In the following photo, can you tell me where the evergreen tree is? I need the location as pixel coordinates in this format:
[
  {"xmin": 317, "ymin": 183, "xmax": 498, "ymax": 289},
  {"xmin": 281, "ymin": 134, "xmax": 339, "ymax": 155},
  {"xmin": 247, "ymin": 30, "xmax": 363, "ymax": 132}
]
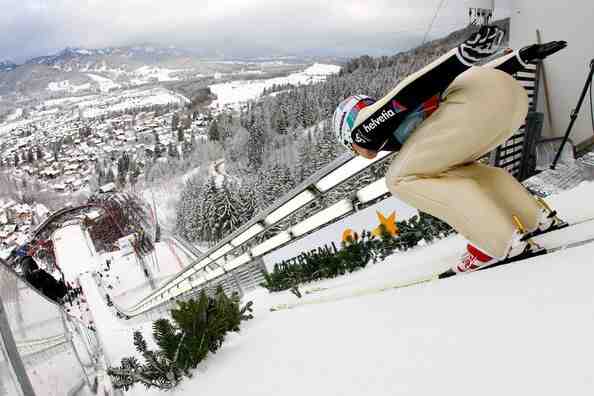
[
  {"xmin": 129, "ymin": 160, "xmax": 141, "ymax": 187},
  {"xmin": 210, "ymin": 178, "xmax": 249, "ymax": 242},
  {"xmin": 297, "ymin": 132, "xmax": 316, "ymax": 182},
  {"xmin": 35, "ymin": 146, "xmax": 43, "ymax": 161},
  {"xmin": 175, "ymin": 174, "xmax": 205, "ymax": 241},
  {"xmin": 171, "ymin": 113, "xmax": 179, "ymax": 132},
  {"xmin": 190, "ymin": 131, "xmax": 197, "ymax": 151},
  {"xmin": 208, "ymin": 118, "xmax": 220, "ymax": 141},
  {"xmin": 106, "ymin": 167, "xmax": 116, "ymax": 184},
  {"xmin": 247, "ymin": 113, "xmax": 265, "ymax": 170},
  {"xmin": 108, "ymin": 288, "xmax": 253, "ymax": 391},
  {"xmin": 168, "ymin": 142, "xmax": 178, "ymax": 158}
]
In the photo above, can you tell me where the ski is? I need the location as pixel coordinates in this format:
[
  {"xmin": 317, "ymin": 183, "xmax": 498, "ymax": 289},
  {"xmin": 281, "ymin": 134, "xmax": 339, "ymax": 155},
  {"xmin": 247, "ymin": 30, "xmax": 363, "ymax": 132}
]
[
  {"xmin": 270, "ymin": 219, "xmax": 594, "ymax": 312},
  {"xmin": 297, "ymin": 215, "xmax": 593, "ymax": 298}
]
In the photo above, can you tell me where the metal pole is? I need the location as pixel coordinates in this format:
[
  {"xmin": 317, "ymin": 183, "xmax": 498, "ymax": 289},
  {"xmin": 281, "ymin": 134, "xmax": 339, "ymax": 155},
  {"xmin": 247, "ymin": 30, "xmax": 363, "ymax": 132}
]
[
  {"xmin": 0, "ymin": 294, "xmax": 36, "ymax": 396},
  {"xmin": 551, "ymin": 59, "xmax": 594, "ymax": 169}
]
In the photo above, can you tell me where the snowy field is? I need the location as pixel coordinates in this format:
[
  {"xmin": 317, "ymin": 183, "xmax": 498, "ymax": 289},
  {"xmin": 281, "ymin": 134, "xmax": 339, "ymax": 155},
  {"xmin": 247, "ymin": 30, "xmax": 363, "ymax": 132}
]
[
  {"xmin": 66, "ymin": 180, "xmax": 594, "ymax": 395},
  {"xmin": 87, "ymin": 73, "xmax": 122, "ymax": 92},
  {"xmin": 132, "ymin": 66, "xmax": 185, "ymax": 84},
  {"xmin": 209, "ymin": 63, "xmax": 340, "ymax": 110},
  {"xmin": 47, "ymin": 80, "xmax": 92, "ymax": 94},
  {"xmin": 5, "ymin": 107, "xmax": 22, "ymax": 121}
]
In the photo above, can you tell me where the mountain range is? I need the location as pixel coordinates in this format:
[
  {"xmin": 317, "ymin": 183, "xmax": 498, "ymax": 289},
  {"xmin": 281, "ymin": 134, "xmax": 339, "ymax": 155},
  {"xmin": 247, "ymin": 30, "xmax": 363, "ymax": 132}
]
[
  {"xmin": 0, "ymin": 61, "xmax": 17, "ymax": 72},
  {"xmin": 0, "ymin": 44, "xmax": 312, "ymax": 97}
]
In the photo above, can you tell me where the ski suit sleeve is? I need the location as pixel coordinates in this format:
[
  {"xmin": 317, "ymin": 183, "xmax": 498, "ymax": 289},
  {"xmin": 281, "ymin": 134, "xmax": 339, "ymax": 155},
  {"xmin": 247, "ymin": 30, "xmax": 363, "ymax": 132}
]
[
  {"xmin": 350, "ymin": 48, "xmax": 472, "ymax": 151},
  {"xmin": 351, "ymin": 49, "xmax": 531, "ymax": 152},
  {"xmin": 485, "ymin": 49, "xmax": 532, "ymax": 75}
]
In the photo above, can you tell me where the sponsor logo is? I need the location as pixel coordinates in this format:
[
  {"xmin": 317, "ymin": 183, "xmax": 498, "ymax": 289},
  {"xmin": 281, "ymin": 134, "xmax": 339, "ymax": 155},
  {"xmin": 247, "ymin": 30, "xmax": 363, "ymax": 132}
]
[{"xmin": 362, "ymin": 109, "xmax": 396, "ymax": 133}]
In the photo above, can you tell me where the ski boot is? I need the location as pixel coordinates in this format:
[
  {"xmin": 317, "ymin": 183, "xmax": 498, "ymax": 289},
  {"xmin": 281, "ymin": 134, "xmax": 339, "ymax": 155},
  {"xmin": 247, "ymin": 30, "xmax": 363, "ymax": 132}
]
[{"xmin": 439, "ymin": 215, "xmax": 546, "ymax": 279}]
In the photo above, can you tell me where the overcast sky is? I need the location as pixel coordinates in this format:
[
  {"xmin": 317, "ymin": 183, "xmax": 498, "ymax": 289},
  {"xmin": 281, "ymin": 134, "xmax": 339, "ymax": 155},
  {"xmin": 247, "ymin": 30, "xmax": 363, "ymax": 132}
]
[{"xmin": 1, "ymin": 0, "xmax": 512, "ymax": 62}]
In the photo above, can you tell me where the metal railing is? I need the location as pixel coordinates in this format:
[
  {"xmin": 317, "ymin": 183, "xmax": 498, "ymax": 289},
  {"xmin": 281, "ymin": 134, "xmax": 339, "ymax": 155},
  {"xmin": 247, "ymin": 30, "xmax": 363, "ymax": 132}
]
[{"xmin": 117, "ymin": 150, "xmax": 400, "ymax": 317}]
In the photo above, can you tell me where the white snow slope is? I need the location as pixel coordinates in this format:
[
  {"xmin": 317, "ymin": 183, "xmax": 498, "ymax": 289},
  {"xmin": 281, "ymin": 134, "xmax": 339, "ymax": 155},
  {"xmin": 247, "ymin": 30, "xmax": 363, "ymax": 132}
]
[
  {"xmin": 52, "ymin": 224, "xmax": 98, "ymax": 282},
  {"xmin": 209, "ymin": 63, "xmax": 340, "ymax": 110},
  {"xmin": 58, "ymin": 181, "xmax": 594, "ymax": 396},
  {"xmin": 169, "ymin": 181, "xmax": 594, "ymax": 396}
]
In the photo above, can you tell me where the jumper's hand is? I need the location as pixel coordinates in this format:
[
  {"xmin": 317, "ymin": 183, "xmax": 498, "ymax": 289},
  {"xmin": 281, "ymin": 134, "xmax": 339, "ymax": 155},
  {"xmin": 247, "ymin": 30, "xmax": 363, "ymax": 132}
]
[
  {"xmin": 352, "ymin": 143, "xmax": 378, "ymax": 159},
  {"xmin": 519, "ymin": 41, "xmax": 568, "ymax": 64},
  {"xmin": 459, "ymin": 25, "xmax": 505, "ymax": 63}
]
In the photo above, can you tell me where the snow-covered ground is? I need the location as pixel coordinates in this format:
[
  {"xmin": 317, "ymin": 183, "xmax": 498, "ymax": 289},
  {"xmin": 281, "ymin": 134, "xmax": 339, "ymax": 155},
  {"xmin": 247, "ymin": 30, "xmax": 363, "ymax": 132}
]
[
  {"xmin": 142, "ymin": 181, "xmax": 187, "ymax": 231},
  {"xmin": 5, "ymin": 107, "xmax": 22, "ymax": 121},
  {"xmin": 87, "ymin": 73, "xmax": 121, "ymax": 92},
  {"xmin": 154, "ymin": 181, "xmax": 594, "ymax": 395},
  {"xmin": 52, "ymin": 224, "xmax": 98, "ymax": 282},
  {"xmin": 79, "ymin": 272, "xmax": 152, "ymax": 381},
  {"xmin": 95, "ymin": 240, "xmax": 188, "ymax": 309},
  {"xmin": 51, "ymin": 179, "xmax": 594, "ymax": 396},
  {"xmin": 47, "ymin": 80, "xmax": 92, "ymax": 93},
  {"xmin": 42, "ymin": 94, "xmax": 100, "ymax": 108},
  {"xmin": 209, "ymin": 63, "xmax": 340, "ymax": 110},
  {"xmin": 132, "ymin": 66, "xmax": 185, "ymax": 84}
]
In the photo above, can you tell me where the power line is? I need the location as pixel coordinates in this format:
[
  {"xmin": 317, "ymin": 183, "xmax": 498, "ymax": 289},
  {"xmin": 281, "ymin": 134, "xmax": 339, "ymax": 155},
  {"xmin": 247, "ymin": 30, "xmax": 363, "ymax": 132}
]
[
  {"xmin": 421, "ymin": 0, "xmax": 448, "ymax": 47},
  {"xmin": 404, "ymin": 0, "xmax": 447, "ymax": 76}
]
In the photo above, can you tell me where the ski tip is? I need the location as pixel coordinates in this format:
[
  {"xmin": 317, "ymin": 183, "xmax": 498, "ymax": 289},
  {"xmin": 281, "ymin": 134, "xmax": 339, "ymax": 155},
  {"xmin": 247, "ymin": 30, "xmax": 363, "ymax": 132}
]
[{"xmin": 438, "ymin": 269, "xmax": 456, "ymax": 279}]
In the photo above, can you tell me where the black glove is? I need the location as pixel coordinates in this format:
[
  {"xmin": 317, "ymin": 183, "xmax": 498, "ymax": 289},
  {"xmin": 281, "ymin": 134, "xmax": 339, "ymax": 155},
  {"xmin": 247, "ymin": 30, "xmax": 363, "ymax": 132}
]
[
  {"xmin": 519, "ymin": 41, "xmax": 567, "ymax": 64},
  {"xmin": 459, "ymin": 25, "xmax": 506, "ymax": 64}
]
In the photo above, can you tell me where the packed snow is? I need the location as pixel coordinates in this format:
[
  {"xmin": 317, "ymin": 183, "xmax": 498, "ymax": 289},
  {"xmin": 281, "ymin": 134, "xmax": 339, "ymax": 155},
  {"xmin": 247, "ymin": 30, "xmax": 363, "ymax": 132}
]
[
  {"xmin": 57, "ymin": 179, "xmax": 594, "ymax": 395},
  {"xmin": 47, "ymin": 80, "xmax": 92, "ymax": 93},
  {"xmin": 52, "ymin": 224, "xmax": 98, "ymax": 282},
  {"xmin": 209, "ymin": 63, "xmax": 340, "ymax": 110},
  {"xmin": 5, "ymin": 108, "xmax": 23, "ymax": 121},
  {"xmin": 145, "ymin": 181, "xmax": 594, "ymax": 396},
  {"xmin": 131, "ymin": 66, "xmax": 184, "ymax": 84},
  {"xmin": 87, "ymin": 73, "xmax": 121, "ymax": 92},
  {"xmin": 42, "ymin": 169, "xmax": 594, "ymax": 396}
]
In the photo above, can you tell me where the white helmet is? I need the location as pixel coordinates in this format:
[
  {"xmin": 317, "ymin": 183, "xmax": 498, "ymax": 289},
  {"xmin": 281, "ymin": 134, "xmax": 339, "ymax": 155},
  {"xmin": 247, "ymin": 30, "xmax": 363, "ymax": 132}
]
[{"xmin": 332, "ymin": 95, "xmax": 376, "ymax": 152}]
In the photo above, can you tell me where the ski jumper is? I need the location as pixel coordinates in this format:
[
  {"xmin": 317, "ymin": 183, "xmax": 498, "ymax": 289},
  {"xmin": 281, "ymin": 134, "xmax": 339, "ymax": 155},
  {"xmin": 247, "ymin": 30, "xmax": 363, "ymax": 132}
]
[{"xmin": 352, "ymin": 49, "xmax": 539, "ymax": 258}]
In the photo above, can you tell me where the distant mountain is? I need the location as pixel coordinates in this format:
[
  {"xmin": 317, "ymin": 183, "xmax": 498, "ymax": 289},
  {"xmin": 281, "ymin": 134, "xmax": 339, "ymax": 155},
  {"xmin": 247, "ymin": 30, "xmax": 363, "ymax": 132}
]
[
  {"xmin": 24, "ymin": 45, "xmax": 198, "ymax": 71},
  {"xmin": 0, "ymin": 61, "xmax": 17, "ymax": 72},
  {"xmin": 0, "ymin": 45, "xmax": 208, "ymax": 96},
  {"xmin": 0, "ymin": 43, "xmax": 313, "ymax": 97}
]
